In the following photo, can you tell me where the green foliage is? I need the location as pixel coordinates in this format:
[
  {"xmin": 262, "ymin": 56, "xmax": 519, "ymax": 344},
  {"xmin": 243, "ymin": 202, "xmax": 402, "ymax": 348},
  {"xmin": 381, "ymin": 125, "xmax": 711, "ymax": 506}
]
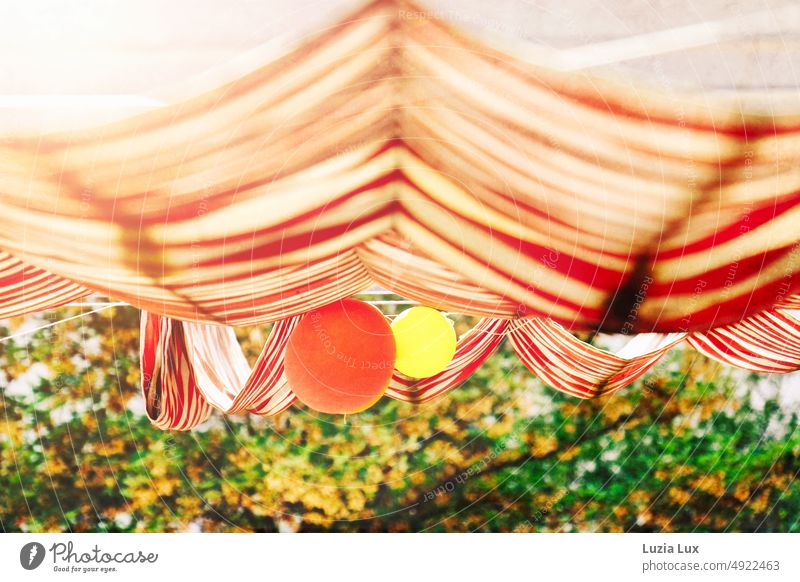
[{"xmin": 1, "ymin": 307, "xmax": 799, "ymax": 532}]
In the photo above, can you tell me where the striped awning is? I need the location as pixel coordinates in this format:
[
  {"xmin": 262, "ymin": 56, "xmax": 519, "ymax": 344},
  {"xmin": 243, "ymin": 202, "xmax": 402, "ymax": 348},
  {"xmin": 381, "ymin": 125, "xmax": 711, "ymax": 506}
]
[
  {"xmin": 2, "ymin": 0, "xmax": 800, "ymax": 427},
  {"xmin": 141, "ymin": 307, "xmax": 800, "ymax": 430}
]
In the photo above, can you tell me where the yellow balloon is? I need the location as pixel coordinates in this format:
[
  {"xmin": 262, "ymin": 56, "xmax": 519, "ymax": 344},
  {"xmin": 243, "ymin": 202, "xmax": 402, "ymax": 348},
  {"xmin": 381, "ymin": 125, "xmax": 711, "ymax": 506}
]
[{"xmin": 391, "ymin": 306, "xmax": 456, "ymax": 378}]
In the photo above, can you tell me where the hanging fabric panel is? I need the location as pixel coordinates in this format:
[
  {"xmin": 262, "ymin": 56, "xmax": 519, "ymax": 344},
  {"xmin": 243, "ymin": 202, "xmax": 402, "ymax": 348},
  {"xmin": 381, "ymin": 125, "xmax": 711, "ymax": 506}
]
[
  {"xmin": 508, "ymin": 318, "xmax": 685, "ymax": 398},
  {"xmin": 686, "ymin": 309, "xmax": 800, "ymax": 373}
]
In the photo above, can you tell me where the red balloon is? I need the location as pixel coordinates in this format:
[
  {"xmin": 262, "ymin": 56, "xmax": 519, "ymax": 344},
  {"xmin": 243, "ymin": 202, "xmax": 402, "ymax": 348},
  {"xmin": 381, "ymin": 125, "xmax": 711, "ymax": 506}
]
[{"xmin": 284, "ymin": 299, "xmax": 396, "ymax": 414}]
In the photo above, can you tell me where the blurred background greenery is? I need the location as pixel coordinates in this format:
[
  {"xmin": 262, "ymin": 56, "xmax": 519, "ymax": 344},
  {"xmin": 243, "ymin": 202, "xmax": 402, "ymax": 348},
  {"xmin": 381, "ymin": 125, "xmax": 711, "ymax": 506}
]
[{"xmin": 1, "ymin": 306, "xmax": 799, "ymax": 532}]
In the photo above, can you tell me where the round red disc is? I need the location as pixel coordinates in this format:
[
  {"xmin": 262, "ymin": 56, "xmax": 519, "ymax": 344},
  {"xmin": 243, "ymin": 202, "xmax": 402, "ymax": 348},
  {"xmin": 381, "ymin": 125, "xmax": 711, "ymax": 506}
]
[{"xmin": 284, "ymin": 298, "xmax": 396, "ymax": 414}]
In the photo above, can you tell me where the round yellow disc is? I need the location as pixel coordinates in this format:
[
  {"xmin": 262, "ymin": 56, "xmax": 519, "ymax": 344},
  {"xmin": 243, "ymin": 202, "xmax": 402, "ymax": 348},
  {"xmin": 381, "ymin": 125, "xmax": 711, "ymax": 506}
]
[{"xmin": 391, "ymin": 306, "xmax": 456, "ymax": 378}]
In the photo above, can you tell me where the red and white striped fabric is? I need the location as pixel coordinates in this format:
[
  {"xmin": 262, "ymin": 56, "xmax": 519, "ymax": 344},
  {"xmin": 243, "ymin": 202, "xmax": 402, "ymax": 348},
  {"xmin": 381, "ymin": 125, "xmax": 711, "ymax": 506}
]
[
  {"xmin": 777, "ymin": 295, "xmax": 800, "ymax": 310},
  {"xmin": 358, "ymin": 232, "xmax": 520, "ymax": 317},
  {"xmin": 138, "ymin": 305, "xmax": 800, "ymax": 429},
  {"xmin": 0, "ymin": 0, "xmax": 797, "ymax": 333},
  {"xmin": 507, "ymin": 318, "xmax": 685, "ymax": 398},
  {"xmin": 140, "ymin": 313, "xmax": 213, "ymax": 431},
  {"xmin": 180, "ymin": 316, "xmax": 301, "ymax": 416},
  {"xmin": 686, "ymin": 309, "xmax": 800, "ymax": 373},
  {"xmin": 386, "ymin": 318, "xmax": 509, "ymax": 403},
  {"xmin": 140, "ymin": 311, "xmax": 507, "ymax": 429},
  {"xmin": 0, "ymin": 252, "xmax": 90, "ymax": 318},
  {"xmin": 140, "ymin": 312, "xmax": 301, "ymax": 430}
]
